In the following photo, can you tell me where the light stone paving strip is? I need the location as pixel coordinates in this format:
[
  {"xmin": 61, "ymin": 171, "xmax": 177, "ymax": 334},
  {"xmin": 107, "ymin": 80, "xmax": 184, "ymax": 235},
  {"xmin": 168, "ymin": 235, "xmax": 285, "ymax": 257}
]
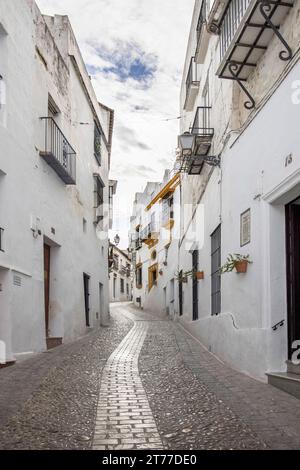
[{"xmin": 93, "ymin": 322, "xmax": 163, "ymax": 450}]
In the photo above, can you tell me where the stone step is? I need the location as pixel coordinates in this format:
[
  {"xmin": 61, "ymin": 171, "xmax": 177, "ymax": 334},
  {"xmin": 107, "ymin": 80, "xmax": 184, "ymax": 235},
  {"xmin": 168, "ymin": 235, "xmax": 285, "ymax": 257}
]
[
  {"xmin": 266, "ymin": 372, "xmax": 300, "ymax": 400},
  {"xmin": 286, "ymin": 360, "xmax": 300, "ymax": 375}
]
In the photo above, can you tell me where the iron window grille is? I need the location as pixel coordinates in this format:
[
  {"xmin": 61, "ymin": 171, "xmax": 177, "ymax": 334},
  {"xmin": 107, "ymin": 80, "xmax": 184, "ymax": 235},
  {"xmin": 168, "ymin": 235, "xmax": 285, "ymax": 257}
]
[
  {"xmin": 196, "ymin": 0, "xmax": 207, "ymax": 46},
  {"xmin": 211, "ymin": 225, "xmax": 221, "ymax": 316},
  {"xmin": 94, "ymin": 122, "xmax": 102, "ymax": 165},
  {"xmin": 136, "ymin": 266, "xmax": 143, "ymax": 286},
  {"xmin": 0, "ymin": 227, "xmax": 4, "ymax": 252}
]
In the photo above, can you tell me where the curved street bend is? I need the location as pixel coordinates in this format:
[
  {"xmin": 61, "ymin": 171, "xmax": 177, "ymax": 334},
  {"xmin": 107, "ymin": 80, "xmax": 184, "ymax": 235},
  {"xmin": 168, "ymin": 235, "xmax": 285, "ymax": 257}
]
[{"xmin": 1, "ymin": 302, "xmax": 300, "ymax": 450}]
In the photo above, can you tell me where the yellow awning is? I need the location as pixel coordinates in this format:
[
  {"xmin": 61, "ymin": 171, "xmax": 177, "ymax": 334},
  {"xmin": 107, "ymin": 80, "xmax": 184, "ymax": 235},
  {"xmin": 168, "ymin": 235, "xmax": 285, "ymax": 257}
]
[{"xmin": 146, "ymin": 173, "xmax": 180, "ymax": 211}]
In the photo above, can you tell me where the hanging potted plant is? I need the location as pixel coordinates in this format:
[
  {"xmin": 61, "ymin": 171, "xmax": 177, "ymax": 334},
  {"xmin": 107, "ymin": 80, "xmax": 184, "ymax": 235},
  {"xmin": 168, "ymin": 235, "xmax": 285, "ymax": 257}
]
[
  {"xmin": 194, "ymin": 270, "xmax": 204, "ymax": 280},
  {"xmin": 220, "ymin": 254, "xmax": 252, "ymax": 274}
]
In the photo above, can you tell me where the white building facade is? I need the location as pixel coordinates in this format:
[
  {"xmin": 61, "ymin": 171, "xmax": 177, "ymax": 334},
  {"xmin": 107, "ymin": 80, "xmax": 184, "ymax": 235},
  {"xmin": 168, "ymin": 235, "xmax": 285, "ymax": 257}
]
[
  {"xmin": 129, "ymin": 171, "xmax": 181, "ymax": 318},
  {"xmin": 176, "ymin": 0, "xmax": 300, "ymax": 387},
  {"xmin": 0, "ymin": 0, "xmax": 114, "ymax": 364},
  {"xmin": 109, "ymin": 244, "xmax": 132, "ymax": 303}
]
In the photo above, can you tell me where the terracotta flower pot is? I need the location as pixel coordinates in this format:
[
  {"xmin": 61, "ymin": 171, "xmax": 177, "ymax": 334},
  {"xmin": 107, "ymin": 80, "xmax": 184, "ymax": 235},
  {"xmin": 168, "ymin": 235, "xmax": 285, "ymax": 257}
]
[
  {"xmin": 195, "ymin": 271, "xmax": 204, "ymax": 280},
  {"xmin": 235, "ymin": 260, "xmax": 248, "ymax": 273}
]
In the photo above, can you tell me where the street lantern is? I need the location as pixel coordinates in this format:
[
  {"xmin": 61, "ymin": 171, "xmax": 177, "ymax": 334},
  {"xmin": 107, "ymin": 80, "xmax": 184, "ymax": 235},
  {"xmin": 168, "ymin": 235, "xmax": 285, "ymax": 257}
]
[
  {"xmin": 178, "ymin": 132, "xmax": 195, "ymax": 156},
  {"xmin": 114, "ymin": 234, "xmax": 120, "ymax": 246}
]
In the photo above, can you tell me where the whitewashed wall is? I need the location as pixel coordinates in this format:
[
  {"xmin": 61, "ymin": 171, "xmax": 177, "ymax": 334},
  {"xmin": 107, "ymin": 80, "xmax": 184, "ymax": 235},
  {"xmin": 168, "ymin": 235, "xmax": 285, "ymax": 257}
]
[
  {"xmin": 0, "ymin": 0, "xmax": 111, "ymax": 362},
  {"xmin": 177, "ymin": 0, "xmax": 300, "ymax": 380}
]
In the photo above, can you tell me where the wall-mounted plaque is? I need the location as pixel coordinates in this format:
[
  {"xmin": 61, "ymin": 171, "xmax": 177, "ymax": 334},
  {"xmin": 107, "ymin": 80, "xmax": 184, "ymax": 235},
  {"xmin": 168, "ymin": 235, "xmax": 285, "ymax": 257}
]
[{"xmin": 240, "ymin": 209, "xmax": 251, "ymax": 247}]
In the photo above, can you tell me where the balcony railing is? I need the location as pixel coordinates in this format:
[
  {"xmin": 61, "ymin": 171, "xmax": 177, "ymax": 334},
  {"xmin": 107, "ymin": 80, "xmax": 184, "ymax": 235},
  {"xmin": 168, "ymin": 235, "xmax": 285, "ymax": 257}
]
[
  {"xmin": 184, "ymin": 57, "xmax": 200, "ymax": 111},
  {"xmin": 195, "ymin": 1, "xmax": 210, "ymax": 64},
  {"xmin": 191, "ymin": 106, "xmax": 214, "ymax": 137},
  {"xmin": 0, "ymin": 227, "xmax": 4, "ymax": 252},
  {"xmin": 135, "ymin": 238, "xmax": 142, "ymax": 250},
  {"xmin": 40, "ymin": 117, "xmax": 76, "ymax": 185},
  {"xmin": 196, "ymin": 1, "xmax": 206, "ymax": 45},
  {"xmin": 219, "ymin": 0, "xmax": 251, "ymax": 62},
  {"xmin": 140, "ymin": 222, "xmax": 158, "ymax": 244},
  {"xmin": 217, "ymin": 0, "xmax": 294, "ymax": 109}
]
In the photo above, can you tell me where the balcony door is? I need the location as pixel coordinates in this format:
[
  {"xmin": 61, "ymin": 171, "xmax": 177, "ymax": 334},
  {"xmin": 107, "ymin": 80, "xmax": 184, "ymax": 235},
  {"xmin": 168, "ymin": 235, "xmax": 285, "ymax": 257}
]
[
  {"xmin": 211, "ymin": 225, "xmax": 221, "ymax": 316},
  {"xmin": 192, "ymin": 250, "xmax": 199, "ymax": 321},
  {"xmin": 83, "ymin": 273, "xmax": 90, "ymax": 327},
  {"xmin": 286, "ymin": 199, "xmax": 300, "ymax": 359},
  {"xmin": 43, "ymin": 244, "xmax": 51, "ymax": 336},
  {"xmin": 179, "ymin": 270, "xmax": 183, "ymax": 316}
]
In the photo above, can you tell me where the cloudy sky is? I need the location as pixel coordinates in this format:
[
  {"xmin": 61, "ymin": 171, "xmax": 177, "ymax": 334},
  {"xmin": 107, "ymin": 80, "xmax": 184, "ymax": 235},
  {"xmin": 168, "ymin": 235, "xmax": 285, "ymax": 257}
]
[{"xmin": 36, "ymin": 0, "xmax": 194, "ymax": 248}]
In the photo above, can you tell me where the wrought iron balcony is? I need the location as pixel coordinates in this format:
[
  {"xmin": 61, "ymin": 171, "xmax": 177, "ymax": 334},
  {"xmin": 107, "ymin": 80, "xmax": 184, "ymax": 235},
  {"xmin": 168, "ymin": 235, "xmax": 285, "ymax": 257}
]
[
  {"xmin": 140, "ymin": 222, "xmax": 159, "ymax": 245},
  {"xmin": 161, "ymin": 200, "xmax": 174, "ymax": 229},
  {"xmin": 40, "ymin": 117, "xmax": 76, "ymax": 185},
  {"xmin": 191, "ymin": 106, "xmax": 214, "ymax": 154},
  {"xmin": 184, "ymin": 57, "xmax": 201, "ymax": 111},
  {"xmin": 195, "ymin": 1, "xmax": 210, "ymax": 64},
  {"xmin": 135, "ymin": 238, "xmax": 142, "ymax": 250},
  {"xmin": 216, "ymin": 0, "xmax": 294, "ymax": 109},
  {"xmin": 179, "ymin": 107, "xmax": 219, "ymax": 175},
  {"xmin": 0, "ymin": 227, "xmax": 4, "ymax": 252}
]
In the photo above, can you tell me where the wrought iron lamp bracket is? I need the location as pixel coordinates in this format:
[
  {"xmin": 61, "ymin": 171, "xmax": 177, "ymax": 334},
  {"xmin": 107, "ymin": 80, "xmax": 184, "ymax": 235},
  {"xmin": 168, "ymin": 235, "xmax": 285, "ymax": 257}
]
[
  {"xmin": 259, "ymin": 1, "xmax": 293, "ymax": 61},
  {"xmin": 203, "ymin": 155, "xmax": 221, "ymax": 167}
]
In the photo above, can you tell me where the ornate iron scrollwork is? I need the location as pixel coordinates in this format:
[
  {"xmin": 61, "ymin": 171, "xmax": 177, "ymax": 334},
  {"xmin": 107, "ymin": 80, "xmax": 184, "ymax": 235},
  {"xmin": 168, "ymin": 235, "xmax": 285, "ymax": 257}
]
[
  {"xmin": 228, "ymin": 62, "xmax": 256, "ymax": 110},
  {"xmin": 259, "ymin": 1, "xmax": 293, "ymax": 61},
  {"xmin": 203, "ymin": 155, "xmax": 221, "ymax": 167}
]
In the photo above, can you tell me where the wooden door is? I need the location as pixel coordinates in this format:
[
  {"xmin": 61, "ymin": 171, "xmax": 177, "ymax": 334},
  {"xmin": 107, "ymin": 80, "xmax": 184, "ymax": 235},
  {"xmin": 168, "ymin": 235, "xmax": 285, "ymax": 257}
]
[
  {"xmin": 211, "ymin": 225, "xmax": 221, "ymax": 316},
  {"xmin": 192, "ymin": 250, "xmax": 199, "ymax": 321},
  {"xmin": 179, "ymin": 270, "xmax": 183, "ymax": 316},
  {"xmin": 286, "ymin": 202, "xmax": 300, "ymax": 359},
  {"xmin": 83, "ymin": 274, "xmax": 90, "ymax": 327},
  {"xmin": 43, "ymin": 244, "xmax": 51, "ymax": 336}
]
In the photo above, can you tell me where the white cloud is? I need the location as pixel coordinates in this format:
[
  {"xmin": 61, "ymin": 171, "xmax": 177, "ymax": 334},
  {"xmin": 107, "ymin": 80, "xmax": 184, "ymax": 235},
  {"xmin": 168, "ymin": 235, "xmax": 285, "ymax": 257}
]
[{"xmin": 36, "ymin": 0, "xmax": 194, "ymax": 248}]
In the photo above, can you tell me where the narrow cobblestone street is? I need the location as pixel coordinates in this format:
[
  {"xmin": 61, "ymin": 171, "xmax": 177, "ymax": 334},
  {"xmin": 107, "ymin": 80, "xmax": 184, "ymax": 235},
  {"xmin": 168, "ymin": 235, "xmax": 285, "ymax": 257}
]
[{"xmin": 1, "ymin": 302, "xmax": 300, "ymax": 450}]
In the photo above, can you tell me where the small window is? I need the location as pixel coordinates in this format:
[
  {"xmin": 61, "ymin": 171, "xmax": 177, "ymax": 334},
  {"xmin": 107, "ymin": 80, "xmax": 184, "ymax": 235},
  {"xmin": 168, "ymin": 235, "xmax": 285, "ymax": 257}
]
[
  {"xmin": 136, "ymin": 265, "xmax": 142, "ymax": 288},
  {"xmin": 0, "ymin": 227, "xmax": 4, "ymax": 252},
  {"xmin": 94, "ymin": 121, "xmax": 102, "ymax": 165},
  {"xmin": 48, "ymin": 94, "xmax": 60, "ymax": 117},
  {"xmin": 148, "ymin": 263, "xmax": 158, "ymax": 291},
  {"xmin": 94, "ymin": 174, "xmax": 105, "ymax": 224},
  {"xmin": 113, "ymin": 255, "xmax": 119, "ymax": 270}
]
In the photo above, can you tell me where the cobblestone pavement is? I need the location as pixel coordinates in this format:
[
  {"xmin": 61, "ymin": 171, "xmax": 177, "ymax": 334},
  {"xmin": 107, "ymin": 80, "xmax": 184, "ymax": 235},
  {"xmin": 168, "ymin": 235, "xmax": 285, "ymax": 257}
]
[
  {"xmin": 1, "ymin": 302, "xmax": 300, "ymax": 450},
  {"xmin": 93, "ymin": 322, "xmax": 163, "ymax": 450},
  {"xmin": 0, "ymin": 311, "xmax": 132, "ymax": 449}
]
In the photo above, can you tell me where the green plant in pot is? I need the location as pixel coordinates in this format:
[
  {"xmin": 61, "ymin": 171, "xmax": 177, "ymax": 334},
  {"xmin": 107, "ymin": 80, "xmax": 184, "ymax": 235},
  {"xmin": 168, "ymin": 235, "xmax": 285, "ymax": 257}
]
[{"xmin": 220, "ymin": 254, "xmax": 252, "ymax": 274}]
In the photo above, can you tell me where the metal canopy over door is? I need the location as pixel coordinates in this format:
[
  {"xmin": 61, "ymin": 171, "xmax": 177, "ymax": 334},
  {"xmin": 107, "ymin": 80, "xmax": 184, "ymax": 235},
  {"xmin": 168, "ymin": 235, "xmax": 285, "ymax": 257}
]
[
  {"xmin": 43, "ymin": 244, "xmax": 51, "ymax": 336},
  {"xmin": 211, "ymin": 225, "xmax": 221, "ymax": 316},
  {"xmin": 83, "ymin": 273, "xmax": 90, "ymax": 327},
  {"xmin": 192, "ymin": 250, "xmax": 199, "ymax": 321},
  {"xmin": 286, "ymin": 200, "xmax": 300, "ymax": 359}
]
